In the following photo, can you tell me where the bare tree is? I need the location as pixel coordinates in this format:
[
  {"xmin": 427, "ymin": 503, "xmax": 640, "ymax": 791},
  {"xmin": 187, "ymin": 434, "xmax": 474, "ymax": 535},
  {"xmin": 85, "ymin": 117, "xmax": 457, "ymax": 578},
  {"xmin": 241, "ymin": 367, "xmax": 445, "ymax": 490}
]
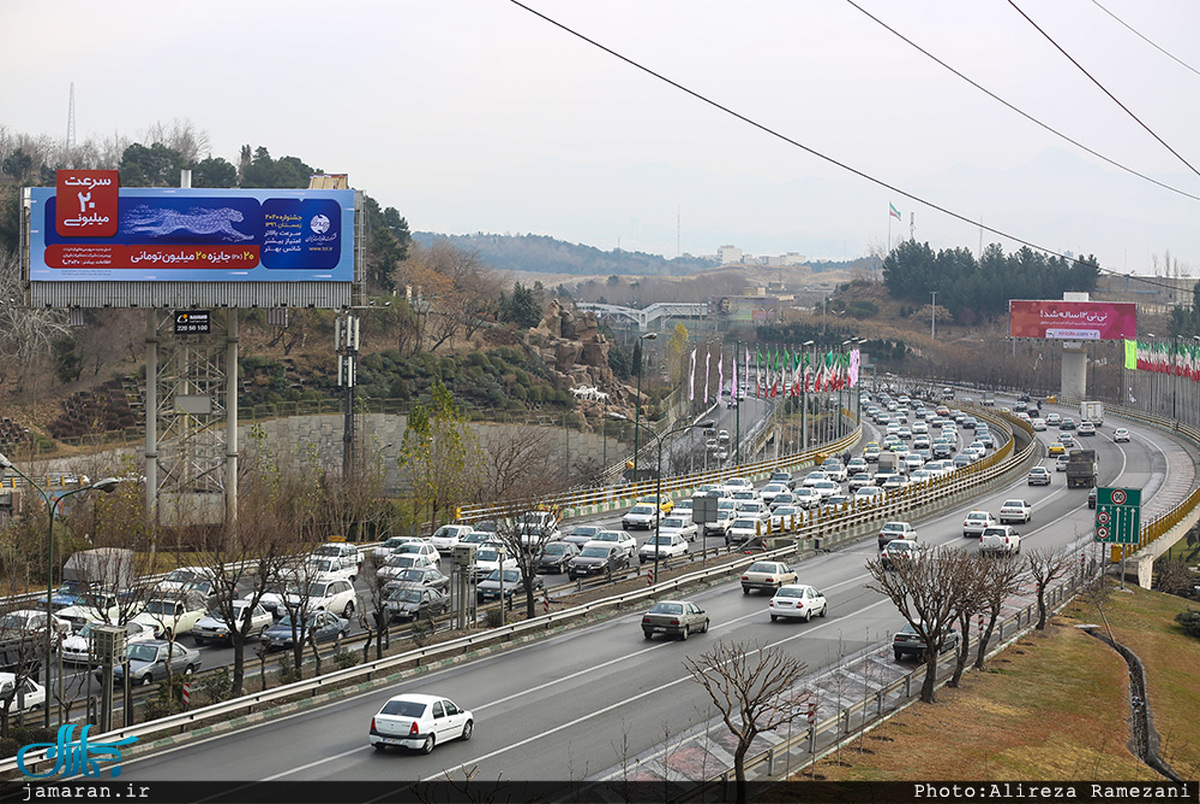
[
  {"xmin": 0, "ymin": 253, "xmax": 71, "ymax": 395},
  {"xmin": 1026, "ymin": 547, "xmax": 1071, "ymax": 630},
  {"xmin": 948, "ymin": 554, "xmax": 990, "ymax": 687},
  {"xmin": 975, "ymin": 555, "xmax": 1027, "ymax": 669},
  {"xmin": 865, "ymin": 546, "xmax": 964, "ymax": 703},
  {"xmin": 477, "ymin": 425, "xmax": 573, "ymax": 618},
  {"xmin": 357, "ymin": 552, "xmax": 393, "ymax": 662},
  {"xmin": 684, "ymin": 639, "xmax": 811, "ymax": 804}
]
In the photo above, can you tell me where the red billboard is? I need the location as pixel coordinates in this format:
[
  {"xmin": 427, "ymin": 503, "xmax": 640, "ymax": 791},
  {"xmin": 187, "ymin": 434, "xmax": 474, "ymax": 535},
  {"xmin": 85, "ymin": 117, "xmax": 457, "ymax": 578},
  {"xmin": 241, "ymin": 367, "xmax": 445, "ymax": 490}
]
[{"xmin": 1009, "ymin": 300, "xmax": 1137, "ymax": 340}]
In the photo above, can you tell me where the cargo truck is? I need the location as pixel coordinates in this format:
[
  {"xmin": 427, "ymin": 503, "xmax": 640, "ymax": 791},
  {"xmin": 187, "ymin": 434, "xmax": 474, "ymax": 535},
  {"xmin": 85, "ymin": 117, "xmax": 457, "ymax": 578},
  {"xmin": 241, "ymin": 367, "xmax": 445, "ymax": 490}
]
[
  {"xmin": 1065, "ymin": 448, "xmax": 1098, "ymax": 488},
  {"xmin": 1081, "ymin": 400, "xmax": 1104, "ymax": 427}
]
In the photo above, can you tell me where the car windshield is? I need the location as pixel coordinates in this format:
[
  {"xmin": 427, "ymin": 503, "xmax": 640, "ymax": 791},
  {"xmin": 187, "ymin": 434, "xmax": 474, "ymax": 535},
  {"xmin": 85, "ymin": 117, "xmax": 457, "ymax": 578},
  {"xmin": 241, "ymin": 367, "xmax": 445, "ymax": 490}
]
[
  {"xmin": 380, "ymin": 699, "xmax": 427, "ymax": 717},
  {"xmin": 143, "ymin": 600, "xmax": 177, "ymax": 616},
  {"xmin": 164, "ymin": 569, "xmax": 197, "ymax": 584},
  {"xmin": 661, "ymin": 519, "xmax": 684, "ymax": 529},
  {"xmin": 389, "ymin": 589, "xmax": 422, "ymax": 604},
  {"xmin": 649, "ymin": 602, "xmax": 683, "ymax": 615},
  {"xmin": 127, "ymin": 644, "xmax": 160, "ymax": 662},
  {"xmin": 732, "ymin": 519, "xmax": 756, "ymax": 529},
  {"xmin": 774, "ymin": 587, "xmax": 805, "ymax": 598},
  {"xmin": 649, "ymin": 536, "xmax": 675, "ymax": 546},
  {"xmin": 569, "ymin": 526, "xmax": 600, "ymax": 538},
  {"xmin": 579, "ymin": 547, "xmax": 610, "ymax": 558},
  {"xmin": 748, "ymin": 563, "xmax": 778, "ymax": 573},
  {"xmin": 306, "ymin": 583, "xmax": 330, "ymax": 598},
  {"xmin": 630, "ymin": 506, "xmax": 655, "ymax": 515},
  {"xmin": 543, "ymin": 543, "xmax": 568, "ymax": 555},
  {"xmin": 486, "ymin": 569, "xmax": 521, "ymax": 583},
  {"xmin": 395, "ymin": 544, "xmax": 423, "ymax": 554},
  {"xmin": 1002, "ymin": 500, "xmax": 1023, "ymax": 508},
  {"xmin": 309, "ymin": 559, "xmax": 334, "ymax": 572},
  {"xmin": 398, "ymin": 569, "xmax": 427, "ymax": 583},
  {"xmin": 594, "ymin": 533, "xmax": 619, "ymax": 543},
  {"xmin": 476, "ymin": 548, "xmax": 501, "ymax": 562}
]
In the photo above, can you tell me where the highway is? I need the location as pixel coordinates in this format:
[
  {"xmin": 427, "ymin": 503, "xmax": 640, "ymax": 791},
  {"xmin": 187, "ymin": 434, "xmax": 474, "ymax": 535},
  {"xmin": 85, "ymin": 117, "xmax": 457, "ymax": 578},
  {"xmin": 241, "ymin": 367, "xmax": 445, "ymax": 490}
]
[{"xmin": 113, "ymin": 401, "xmax": 1194, "ymax": 789}]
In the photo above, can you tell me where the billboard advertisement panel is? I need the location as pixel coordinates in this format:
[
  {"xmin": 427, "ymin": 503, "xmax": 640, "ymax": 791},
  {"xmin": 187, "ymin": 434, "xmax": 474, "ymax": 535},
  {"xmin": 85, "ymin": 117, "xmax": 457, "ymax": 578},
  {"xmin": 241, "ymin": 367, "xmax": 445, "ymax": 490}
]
[
  {"xmin": 1009, "ymin": 300, "xmax": 1137, "ymax": 340},
  {"xmin": 707, "ymin": 295, "xmax": 779, "ymax": 323},
  {"xmin": 27, "ymin": 173, "xmax": 354, "ymax": 283}
]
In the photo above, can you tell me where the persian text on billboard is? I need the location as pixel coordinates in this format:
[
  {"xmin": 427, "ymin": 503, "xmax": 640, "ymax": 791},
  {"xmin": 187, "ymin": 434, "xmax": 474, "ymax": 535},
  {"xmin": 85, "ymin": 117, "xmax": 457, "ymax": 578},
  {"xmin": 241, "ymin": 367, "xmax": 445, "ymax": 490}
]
[
  {"xmin": 28, "ymin": 180, "xmax": 354, "ymax": 283},
  {"xmin": 1009, "ymin": 300, "xmax": 1136, "ymax": 341}
]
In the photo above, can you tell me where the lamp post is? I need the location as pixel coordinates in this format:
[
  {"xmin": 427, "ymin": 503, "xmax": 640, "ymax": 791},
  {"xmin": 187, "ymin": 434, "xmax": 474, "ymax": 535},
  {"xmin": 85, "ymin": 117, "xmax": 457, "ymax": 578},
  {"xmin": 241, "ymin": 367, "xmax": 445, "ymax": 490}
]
[
  {"xmin": 0, "ymin": 452, "xmax": 121, "ymax": 728},
  {"xmin": 610, "ymin": 413, "xmax": 714, "ymax": 585},
  {"xmin": 632, "ymin": 332, "xmax": 658, "ymax": 484}
]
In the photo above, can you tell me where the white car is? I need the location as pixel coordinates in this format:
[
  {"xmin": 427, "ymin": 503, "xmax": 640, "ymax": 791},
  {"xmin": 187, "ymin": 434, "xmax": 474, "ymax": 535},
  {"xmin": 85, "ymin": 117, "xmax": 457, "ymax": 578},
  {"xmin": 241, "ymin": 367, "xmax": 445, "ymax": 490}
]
[
  {"xmin": 281, "ymin": 578, "xmax": 358, "ymax": 618},
  {"xmin": 622, "ymin": 504, "xmax": 660, "ymax": 530},
  {"xmin": 962, "ymin": 510, "xmax": 997, "ymax": 538},
  {"xmin": 725, "ymin": 517, "xmax": 762, "ymax": 544},
  {"xmin": 369, "ymin": 693, "xmax": 473, "ymax": 753},
  {"xmin": 1113, "ymin": 428, "xmax": 1131, "ymax": 443},
  {"xmin": 638, "ymin": 533, "xmax": 689, "ymax": 564},
  {"xmin": 819, "ymin": 461, "xmax": 848, "ymax": 483},
  {"xmin": 191, "ymin": 601, "xmax": 274, "ymax": 645},
  {"xmin": 734, "ymin": 500, "xmax": 771, "ymax": 520},
  {"xmin": 998, "ymin": 499, "xmax": 1033, "ymax": 524},
  {"xmin": 808, "ymin": 480, "xmax": 840, "ymax": 500},
  {"xmin": 791, "ymin": 487, "xmax": 821, "ymax": 509},
  {"xmin": 429, "ymin": 523, "xmax": 474, "ymax": 554},
  {"xmin": 854, "ymin": 486, "xmax": 886, "ymax": 502},
  {"xmin": 293, "ymin": 555, "xmax": 358, "ymax": 584},
  {"xmin": 801, "ymin": 471, "xmax": 831, "ymax": 488},
  {"xmin": 311, "ymin": 542, "xmax": 363, "ymax": 570},
  {"xmin": 373, "ymin": 536, "xmax": 417, "ymax": 559},
  {"xmin": 758, "ymin": 483, "xmax": 791, "ymax": 504},
  {"xmin": 466, "ymin": 544, "xmax": 517, "ymax": 580},
  {"xmin": 389, "ymin": 541, "xmax": 441, "ymax": 569},
  {"xmin": 55, "ymin": 593, "xmax": 127, "ymax": 632},
  {"xmin": 658, "ymin": 516, "xmax": 699, "ymax": 542},
  {"xmin": 767, "ymin": 584, "xmax": 827, "ymax": 622},
  {"xmin": 769, "ymin": 506, "xmax": 802, "ymax": 530},
  {"xmin": 584, "ymin": 530, "xmax": 638, "ymax": 560},
  {"xmin": 878, "ymin": 521, "xmax": 917, "ymax": 550},
  {"xmin": 60, "ymin": 621, "xmax": 157, "ymax": 664},
  {"xmin": 154, "ymin": 566, "xmax": 213, "ymax": 598},
  {"xmin": 131, "ymin": 596, "xmax": 208, "ymax": 640},
  {"xmin": 721, "ymin": 477, "xmax": 754, "ymax": 495},
  {"xmin": 378, "ymin": 552, "xmax": 438, "ymax": 582},
  {"xmin": 1055, "ymin": 454, "xmax": 1070, "ymax": 472},
  {"xmin": 0, "ymin": 673, "xmax": 46, "ymax": 714}
]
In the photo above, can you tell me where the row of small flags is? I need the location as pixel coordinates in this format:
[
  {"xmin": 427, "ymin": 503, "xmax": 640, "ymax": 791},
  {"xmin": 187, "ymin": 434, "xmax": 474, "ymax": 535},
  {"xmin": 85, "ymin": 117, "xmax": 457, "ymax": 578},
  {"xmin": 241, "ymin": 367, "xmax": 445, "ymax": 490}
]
[
  {"xmin": 1125, "ymin": 339, "xmax": 1200, "ymax": 380},
  {"xmin": 688, "ymin": 346, "xmax": 862, "ymax": 403}
]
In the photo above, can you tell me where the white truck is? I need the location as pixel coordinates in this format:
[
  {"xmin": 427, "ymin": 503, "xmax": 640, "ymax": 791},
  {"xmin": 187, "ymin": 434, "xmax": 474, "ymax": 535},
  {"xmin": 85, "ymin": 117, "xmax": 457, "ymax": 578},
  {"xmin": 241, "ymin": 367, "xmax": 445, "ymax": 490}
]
[{"xmin": 1081, "ymin": 400, "xmax": 1104, "ymax": 427}]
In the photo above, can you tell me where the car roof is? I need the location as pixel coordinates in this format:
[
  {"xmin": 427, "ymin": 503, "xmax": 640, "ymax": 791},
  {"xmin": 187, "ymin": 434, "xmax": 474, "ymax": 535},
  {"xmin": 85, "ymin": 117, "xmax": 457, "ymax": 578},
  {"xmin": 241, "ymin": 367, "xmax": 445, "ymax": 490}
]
[{"xmin": 385, "ymin": 692, "xmax": 447, "ymax": 705}]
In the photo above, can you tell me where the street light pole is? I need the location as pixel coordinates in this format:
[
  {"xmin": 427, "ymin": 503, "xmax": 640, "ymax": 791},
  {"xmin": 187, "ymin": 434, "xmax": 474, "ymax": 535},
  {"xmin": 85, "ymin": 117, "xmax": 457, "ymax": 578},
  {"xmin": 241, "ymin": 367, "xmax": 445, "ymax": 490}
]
[
  {"xmin": 0, "ymin": 453, "xmax": 122, "ymax": 729},
  {"xmin": 632, "ymin": 332, "xmax": 658, "ymax": 484},
  {"xmin": 610, "ymin": 414, "xmax": 714, "ymax": 584}
]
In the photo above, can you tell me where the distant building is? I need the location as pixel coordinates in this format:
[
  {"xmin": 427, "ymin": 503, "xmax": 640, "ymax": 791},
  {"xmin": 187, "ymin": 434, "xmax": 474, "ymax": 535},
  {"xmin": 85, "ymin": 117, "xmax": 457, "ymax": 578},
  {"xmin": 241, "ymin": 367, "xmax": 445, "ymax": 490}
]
[{"xmin": 718, "ymin": 245, "xmax": 743, "ymax": 265}]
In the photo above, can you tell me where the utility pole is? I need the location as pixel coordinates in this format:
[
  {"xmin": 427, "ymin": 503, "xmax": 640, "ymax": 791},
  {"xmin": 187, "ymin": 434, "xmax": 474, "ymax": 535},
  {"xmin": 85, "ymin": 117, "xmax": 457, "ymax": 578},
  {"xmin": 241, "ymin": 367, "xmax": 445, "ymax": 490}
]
[{"xmin": 930, "ymin": 291, "xmax": 937, "ymax": 340}]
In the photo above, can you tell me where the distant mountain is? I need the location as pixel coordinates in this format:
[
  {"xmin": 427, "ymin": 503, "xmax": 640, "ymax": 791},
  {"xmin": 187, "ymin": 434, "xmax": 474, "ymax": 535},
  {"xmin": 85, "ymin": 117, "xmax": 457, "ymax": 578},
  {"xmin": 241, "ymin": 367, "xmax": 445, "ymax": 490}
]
[{"xmin": 411, "ymin": 231, "xmax": 720, "ymax": 276}]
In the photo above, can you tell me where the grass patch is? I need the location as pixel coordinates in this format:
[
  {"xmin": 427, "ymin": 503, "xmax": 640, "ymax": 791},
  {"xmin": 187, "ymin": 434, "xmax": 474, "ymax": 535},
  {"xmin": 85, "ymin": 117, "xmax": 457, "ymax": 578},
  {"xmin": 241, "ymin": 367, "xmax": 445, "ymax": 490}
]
[
  {"xmin": 1061, "ymin": 585, "xmax": 1200, "ymax": 779},
  {"xmin": 794, "ymin": 583, "xmax": 1200, "ymax": 783}
]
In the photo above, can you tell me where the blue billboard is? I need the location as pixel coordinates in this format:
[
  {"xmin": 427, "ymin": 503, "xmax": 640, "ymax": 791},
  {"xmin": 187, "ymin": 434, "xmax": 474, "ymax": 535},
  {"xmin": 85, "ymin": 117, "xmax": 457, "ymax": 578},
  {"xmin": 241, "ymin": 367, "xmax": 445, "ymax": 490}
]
[{"xmin": 27, "ymin": 186, "xmax": 355, "ymax": 283}]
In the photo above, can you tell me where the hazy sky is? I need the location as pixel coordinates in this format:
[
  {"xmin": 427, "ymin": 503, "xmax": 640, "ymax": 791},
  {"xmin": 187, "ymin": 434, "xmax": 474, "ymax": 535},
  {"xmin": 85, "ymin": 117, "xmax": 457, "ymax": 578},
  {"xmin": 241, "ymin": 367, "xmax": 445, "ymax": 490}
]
[{"xmin": 5, "ymin": 1, "xmax": 1200, "ymax": 273}]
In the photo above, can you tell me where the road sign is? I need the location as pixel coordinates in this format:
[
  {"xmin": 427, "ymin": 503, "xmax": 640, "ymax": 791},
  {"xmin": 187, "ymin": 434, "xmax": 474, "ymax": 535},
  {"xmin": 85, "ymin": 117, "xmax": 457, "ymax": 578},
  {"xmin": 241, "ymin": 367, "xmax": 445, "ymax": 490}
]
[{"xmin": 1094, "ymin": 486, "xmax": 1141, "ymax": 544}]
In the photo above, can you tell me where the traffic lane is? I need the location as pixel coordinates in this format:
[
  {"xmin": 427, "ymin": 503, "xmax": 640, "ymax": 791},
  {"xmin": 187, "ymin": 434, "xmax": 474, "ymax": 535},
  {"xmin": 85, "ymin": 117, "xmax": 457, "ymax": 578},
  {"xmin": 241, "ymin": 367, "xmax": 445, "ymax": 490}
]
[{"xmin": 118, "ymin": 560, "xmax": 897, "ymax": 783}]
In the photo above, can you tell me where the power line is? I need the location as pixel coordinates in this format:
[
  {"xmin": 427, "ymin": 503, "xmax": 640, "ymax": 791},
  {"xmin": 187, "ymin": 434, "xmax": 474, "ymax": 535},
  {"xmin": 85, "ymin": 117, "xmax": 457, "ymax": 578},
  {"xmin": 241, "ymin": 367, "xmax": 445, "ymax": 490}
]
[
  {"xmin": 844, "ymin": 0, "xmax": 1200, "ymax": 204},
  {"xmin": 506, "ymin": 1, "xmax": 1193, "ymax": 289},
  {"xmin": 1007, "ymin": 0, "xmax": 1200, "ymax": 179},
  {"xmin": 1088, "ymin": 0, "xmax": 1200, "ymax": 79},
  {"xmin": 507, "ymin": 2, "xmax": 1106, "ymax": 268}
]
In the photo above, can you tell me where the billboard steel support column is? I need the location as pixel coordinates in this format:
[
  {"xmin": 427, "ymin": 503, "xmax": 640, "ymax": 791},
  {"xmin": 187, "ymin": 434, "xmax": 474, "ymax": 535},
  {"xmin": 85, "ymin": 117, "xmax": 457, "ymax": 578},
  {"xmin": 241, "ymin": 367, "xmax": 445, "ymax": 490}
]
[
  {"xmin": 145, "ymin": 310, "xmax": 158, "ymax": 523},
  {"xmin": 225, "ymin": 310, "xmax": 238, "ymax": 529}
]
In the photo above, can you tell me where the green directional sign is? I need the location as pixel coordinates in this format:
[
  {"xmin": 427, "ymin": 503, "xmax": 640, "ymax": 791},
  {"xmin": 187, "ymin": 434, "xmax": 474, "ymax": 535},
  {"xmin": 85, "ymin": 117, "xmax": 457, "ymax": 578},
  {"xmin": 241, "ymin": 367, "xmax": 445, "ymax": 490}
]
[{"xmin": 1094, "ymin": 487, "xmax": 1142, "ymax": 544}]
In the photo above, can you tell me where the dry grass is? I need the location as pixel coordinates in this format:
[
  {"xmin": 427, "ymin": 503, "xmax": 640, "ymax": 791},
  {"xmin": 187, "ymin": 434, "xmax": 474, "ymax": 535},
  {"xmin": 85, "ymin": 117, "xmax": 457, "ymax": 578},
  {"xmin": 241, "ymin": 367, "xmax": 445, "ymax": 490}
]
[{"xmin": 791, "ymin": 583, "xmax": 1200, "ymax": 783}]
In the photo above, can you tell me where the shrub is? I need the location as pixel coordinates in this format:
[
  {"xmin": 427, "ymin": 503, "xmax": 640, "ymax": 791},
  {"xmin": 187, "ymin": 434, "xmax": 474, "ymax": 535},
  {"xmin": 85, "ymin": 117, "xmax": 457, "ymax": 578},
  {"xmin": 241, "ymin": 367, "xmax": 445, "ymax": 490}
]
[
  {"xmin": 1175, "ymin": 609, "xmax": 1200, "ymax": 639},
  {"xmin": 277, "ymin": 659, "xmax": 302, "ymax": 685},
  {"xmin": 333, "ymin": 651, "xmax": 359, "ymax": 670},
  {"xmin": 198, "ymin": 669, "xmax": 233, "ymax": 705},
  {"xmin": 483, "ymin": 608, "xmax": 504, "ymax": 628}
]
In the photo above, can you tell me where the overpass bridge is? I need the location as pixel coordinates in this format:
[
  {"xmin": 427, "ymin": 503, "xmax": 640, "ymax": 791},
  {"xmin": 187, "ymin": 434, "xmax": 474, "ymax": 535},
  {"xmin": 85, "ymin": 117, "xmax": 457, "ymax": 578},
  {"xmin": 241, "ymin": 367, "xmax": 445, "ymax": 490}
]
[{"xmin": 574, "ymin": 301, "xmax": 708, "ymax": 331}]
